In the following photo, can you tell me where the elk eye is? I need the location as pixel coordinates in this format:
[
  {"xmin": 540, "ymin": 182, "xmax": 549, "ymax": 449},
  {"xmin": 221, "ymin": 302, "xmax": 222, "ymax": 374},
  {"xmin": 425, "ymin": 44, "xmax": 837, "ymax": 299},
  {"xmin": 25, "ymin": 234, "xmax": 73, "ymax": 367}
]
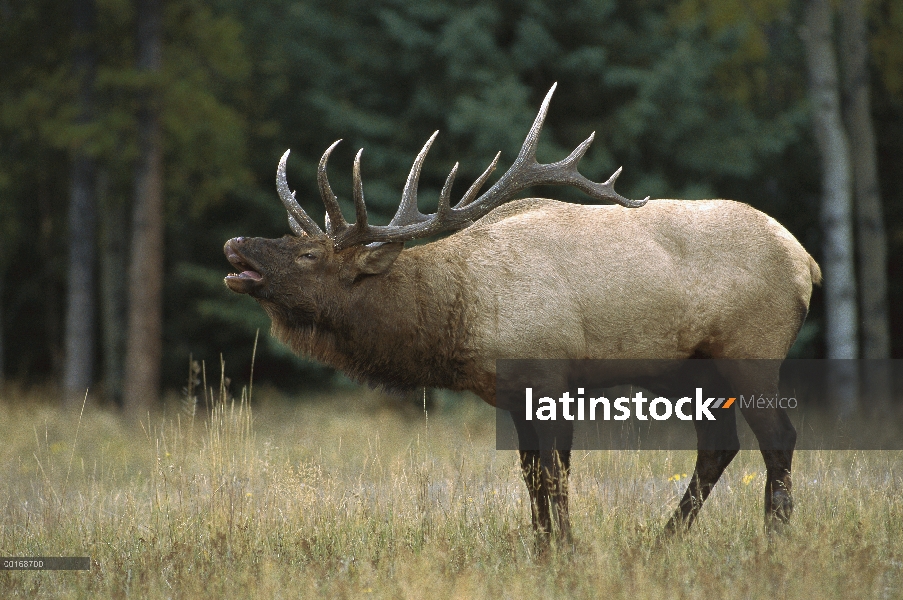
[{"xmin": 299, "ymin": 252, "xmax": 317, "ymax": 261}]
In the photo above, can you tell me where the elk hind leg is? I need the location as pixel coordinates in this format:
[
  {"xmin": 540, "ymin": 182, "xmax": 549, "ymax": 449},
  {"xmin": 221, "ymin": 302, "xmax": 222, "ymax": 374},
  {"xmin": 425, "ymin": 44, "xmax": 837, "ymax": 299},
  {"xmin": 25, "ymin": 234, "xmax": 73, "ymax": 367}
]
[
  {"xmin": 664, "ymin": 415, "xmax": 740, "ymax": 534},
  {"xmin": 742, "ymin": 406, "xmax": 796, "ymax": 533},
  {"xmin": 721, "ymin": 360, "xmax": 796, "ymax": 533}
]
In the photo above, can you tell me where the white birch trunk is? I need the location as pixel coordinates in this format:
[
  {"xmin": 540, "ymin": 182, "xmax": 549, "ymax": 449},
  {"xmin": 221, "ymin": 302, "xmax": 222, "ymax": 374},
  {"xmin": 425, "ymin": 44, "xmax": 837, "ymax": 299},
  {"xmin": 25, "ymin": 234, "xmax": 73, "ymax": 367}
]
[{"xmin": 802, "ymin": 0, "xmax": 860, "ymax": 412}]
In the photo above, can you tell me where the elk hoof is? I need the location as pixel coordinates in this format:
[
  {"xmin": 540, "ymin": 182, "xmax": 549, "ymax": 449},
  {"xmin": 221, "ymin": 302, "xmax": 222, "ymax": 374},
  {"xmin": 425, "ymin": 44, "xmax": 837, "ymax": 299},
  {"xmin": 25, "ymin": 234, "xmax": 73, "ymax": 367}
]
[
  {"xmin": 661, "ymin": 516, "xmax": 687, "ymax": 539},
  {"xmin": 765, "ymin": 487, "xmax": 793, "ymax": 535}
]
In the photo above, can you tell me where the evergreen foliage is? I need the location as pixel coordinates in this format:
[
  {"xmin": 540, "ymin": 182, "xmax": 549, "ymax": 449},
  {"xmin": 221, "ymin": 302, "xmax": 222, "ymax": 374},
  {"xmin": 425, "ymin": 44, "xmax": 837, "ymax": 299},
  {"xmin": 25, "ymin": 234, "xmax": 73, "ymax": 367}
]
[{"xmin": 0, "ymin": 0, "xmax": 900, "ymax": 396}]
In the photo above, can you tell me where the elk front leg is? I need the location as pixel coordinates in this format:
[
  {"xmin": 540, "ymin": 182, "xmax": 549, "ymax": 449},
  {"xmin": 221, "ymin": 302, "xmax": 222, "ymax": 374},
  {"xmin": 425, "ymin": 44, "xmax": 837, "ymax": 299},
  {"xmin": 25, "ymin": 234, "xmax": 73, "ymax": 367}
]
[
  {"xmin": 664, "ymin": 448, "xmax": 738, "ymax": 533},
  {"xmin": 519, "ymin": 449, "xmax": 552, "ymax": 534},
  {"xmin": 518, "ymin": 447, "xmax": 572, "ymax": 541},
  {"xmin": 544, "ymin": 446, "xmax": 572, "ymax": 541},
  {"xmin": 511, "ymin": 412, "xmax": 573, "ymax": 546}
]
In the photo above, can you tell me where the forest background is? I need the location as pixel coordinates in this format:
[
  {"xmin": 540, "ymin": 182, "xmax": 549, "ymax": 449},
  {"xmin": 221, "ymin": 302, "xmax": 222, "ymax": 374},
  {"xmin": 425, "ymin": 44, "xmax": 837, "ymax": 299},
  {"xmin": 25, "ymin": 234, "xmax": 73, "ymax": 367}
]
[{"xmin": 0, "ymin": 0, "xmax": 901, "ymax": 412}]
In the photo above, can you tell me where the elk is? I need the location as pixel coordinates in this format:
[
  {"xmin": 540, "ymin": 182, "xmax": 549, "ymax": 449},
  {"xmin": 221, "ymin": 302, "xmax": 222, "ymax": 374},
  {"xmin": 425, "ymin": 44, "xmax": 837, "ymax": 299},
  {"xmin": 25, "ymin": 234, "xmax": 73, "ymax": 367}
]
[{"xmin": 224, "ymin": 84, "xmax": 820, "ymax": 542}]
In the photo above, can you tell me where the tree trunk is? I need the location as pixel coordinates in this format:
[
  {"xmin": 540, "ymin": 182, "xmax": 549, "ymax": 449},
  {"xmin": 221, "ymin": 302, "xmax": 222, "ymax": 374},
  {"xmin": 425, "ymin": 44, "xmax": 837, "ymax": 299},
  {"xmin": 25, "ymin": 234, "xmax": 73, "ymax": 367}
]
[
  {"xmin": 63, "ymin": 0, "xmax": 98, "ymax": 406},
  {"xmin": 801, "ymin": 0, "xmax": 859, "ymax": 411},
  {"xmin": 38, "ymin": 171, "xmax": 64, "ymax": 385},
  {"xmin": 841, "ymin": 0, "xmax": 890, "ymax": 359},
  {"xmin": 64, "ymin": 157, "xmax": 97, "ymax": 404},
  {"xmin": 840, "ymin": 0, "xmax": 889, "ymax": 359},
  {"xmin": 840, "ymin": 0, "xmax": 891, "ymax": 411},
  {"xmin": 123, "ymin": 0, "xmax": 164, "ymax": 416},
  {"xmin": 99, "ymin": 171, "xmax": 128, "ymax": 407}
]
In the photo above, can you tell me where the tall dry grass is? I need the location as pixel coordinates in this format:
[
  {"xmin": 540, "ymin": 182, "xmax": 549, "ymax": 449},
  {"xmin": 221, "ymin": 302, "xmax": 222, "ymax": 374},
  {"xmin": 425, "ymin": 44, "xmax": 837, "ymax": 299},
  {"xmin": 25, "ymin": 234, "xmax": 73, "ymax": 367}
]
[{"xmin": 0, "ymin": 377, "xmax": 901, "ymax": 599}]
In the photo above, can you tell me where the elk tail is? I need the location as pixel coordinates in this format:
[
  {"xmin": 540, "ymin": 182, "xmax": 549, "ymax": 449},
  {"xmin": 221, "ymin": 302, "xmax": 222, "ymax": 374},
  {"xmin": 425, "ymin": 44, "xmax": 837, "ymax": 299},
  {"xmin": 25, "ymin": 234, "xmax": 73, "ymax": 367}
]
[{"xmin": 808, "ymin": 255, "xmax": 823, "ymax": 287}]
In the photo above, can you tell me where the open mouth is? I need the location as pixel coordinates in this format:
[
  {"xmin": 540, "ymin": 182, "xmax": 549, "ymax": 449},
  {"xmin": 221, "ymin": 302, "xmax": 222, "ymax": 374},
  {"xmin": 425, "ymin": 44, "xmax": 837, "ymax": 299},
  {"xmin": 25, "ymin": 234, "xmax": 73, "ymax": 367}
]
[{"xmin": 224, "ymin": 240, "xmax": 264, "ymax": 291}]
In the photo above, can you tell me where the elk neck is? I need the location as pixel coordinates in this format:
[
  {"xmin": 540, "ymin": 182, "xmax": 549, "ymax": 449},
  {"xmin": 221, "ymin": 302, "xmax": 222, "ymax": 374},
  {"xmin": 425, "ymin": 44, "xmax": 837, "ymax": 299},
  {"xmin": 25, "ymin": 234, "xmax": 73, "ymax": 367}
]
[{"xmin": 265, "ymin": 247, "xmax": 480, "ymax": 392}]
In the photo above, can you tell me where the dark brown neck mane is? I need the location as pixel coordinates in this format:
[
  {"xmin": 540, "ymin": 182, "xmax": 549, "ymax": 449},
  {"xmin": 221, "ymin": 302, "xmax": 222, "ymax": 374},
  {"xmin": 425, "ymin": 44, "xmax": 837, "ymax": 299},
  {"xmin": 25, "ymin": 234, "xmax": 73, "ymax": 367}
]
[{"xmin": 261, "ymin": 251, "xmax": 478, "ymax": 392}]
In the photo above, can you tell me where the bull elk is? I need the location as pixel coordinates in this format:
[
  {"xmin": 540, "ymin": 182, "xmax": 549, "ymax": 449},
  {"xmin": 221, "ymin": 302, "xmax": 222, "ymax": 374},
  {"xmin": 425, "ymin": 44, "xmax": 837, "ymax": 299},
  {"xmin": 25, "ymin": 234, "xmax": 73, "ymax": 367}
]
[{"xmin": 224, "ymin": 84, "xmax": 820, "ymax": 542}]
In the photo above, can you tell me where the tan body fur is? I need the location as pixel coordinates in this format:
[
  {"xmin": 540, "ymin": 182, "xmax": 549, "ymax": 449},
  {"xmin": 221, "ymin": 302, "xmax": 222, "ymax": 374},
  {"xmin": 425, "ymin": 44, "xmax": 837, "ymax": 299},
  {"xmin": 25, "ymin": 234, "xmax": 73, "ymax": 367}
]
[{"xmin": 459, "ymin": 198, "xmax": 818, "ymax": 395}]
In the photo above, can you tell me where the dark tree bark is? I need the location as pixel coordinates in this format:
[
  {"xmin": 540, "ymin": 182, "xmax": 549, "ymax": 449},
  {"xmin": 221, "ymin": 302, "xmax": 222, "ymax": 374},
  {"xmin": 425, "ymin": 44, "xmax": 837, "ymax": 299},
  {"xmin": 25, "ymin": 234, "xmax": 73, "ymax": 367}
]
[
  {"xmin": 38, "ymin": 173, "xmax": 64, "ymax": 384},
  {"xmin": 99, "ymin": 172, "xmax": 128, "ymax": 407},
  {"xmin": 123, "ymin": 0, "xmax": 164, "ymax": 415},
  {"xmin": 840, "ymin": 0, "xmax": 890, "ymax": 361},
  {"xmin": 801, "ymin": 0, "xmax": 859, "ymax": 411},
  {"xmin": 840, "ymin": 0, "xmax": 891, "ymax": 411},
  {"xmin": 63, "ymin": 0, "xmax": 98, "ymax": 405}
]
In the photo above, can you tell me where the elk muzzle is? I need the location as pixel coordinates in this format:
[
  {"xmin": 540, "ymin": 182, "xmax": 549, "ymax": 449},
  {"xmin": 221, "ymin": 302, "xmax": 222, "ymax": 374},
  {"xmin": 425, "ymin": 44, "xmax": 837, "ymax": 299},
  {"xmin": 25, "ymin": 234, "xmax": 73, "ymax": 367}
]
[{"xmin": 224, "ymin": 237, "xmax": 265, "ymax": 294}]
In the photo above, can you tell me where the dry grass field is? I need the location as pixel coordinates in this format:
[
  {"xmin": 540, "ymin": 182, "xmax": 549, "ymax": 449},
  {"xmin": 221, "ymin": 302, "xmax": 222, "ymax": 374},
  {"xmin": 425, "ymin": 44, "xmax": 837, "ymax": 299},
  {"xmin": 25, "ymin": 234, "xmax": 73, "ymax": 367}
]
[{"xmin": 1, "ymin": 379, "xmax": 901, "ymax": 599}]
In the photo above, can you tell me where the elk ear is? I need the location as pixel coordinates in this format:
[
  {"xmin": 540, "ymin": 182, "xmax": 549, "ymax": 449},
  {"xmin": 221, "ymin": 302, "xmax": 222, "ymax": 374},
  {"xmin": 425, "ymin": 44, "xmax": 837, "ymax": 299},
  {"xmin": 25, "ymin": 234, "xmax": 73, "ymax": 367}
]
[{"xmin": 346, "ymin": 242, "xmax": 403, "ymax": 279}]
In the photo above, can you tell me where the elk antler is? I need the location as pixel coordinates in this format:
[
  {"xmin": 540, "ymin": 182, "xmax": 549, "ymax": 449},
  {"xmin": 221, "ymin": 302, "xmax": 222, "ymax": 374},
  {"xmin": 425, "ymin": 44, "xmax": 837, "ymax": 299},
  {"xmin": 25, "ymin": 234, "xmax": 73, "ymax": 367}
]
[{"xmin": 276, "ymin": 83, "xmax": 649, "ymax": 249}]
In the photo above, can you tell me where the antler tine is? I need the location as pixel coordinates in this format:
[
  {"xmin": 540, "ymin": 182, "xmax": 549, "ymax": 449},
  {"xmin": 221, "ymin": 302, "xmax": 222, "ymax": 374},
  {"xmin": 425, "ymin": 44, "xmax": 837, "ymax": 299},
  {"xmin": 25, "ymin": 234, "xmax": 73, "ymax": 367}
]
[
  {"xmin": 516, "ymin": 81, "xmax": 557, "ymax": 165},
  {"xmin": 437, "ymin": 162, "xmax": 458, "ymax": 218},
  {"xmin": 317, "ymin": 140, "xmax": 349, "ymax": 234},
  {"xmin": 389, "ymin": 131, "xmax": 439, "ymax": 227},
  {"xmin": 562, "ymin": 165, "xmax": 649, "ymax": 208},
  {"xmin": 277, "ymin": 150, "xmax": 325, "ymax": 237},
  {"xmin": 351, "ymin": 149, "xmax": 368, "ymax": 228},
  {"xmin": 563, "ymin": 131, "xmax": 594, "ymax": 165},
  {"xmin": 455, "ymin": 152, "xmax": 499, "ymax": 209},
  {"xmin": 287, "ymin": 215, "xmax": 308, "ymax": 237}
]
